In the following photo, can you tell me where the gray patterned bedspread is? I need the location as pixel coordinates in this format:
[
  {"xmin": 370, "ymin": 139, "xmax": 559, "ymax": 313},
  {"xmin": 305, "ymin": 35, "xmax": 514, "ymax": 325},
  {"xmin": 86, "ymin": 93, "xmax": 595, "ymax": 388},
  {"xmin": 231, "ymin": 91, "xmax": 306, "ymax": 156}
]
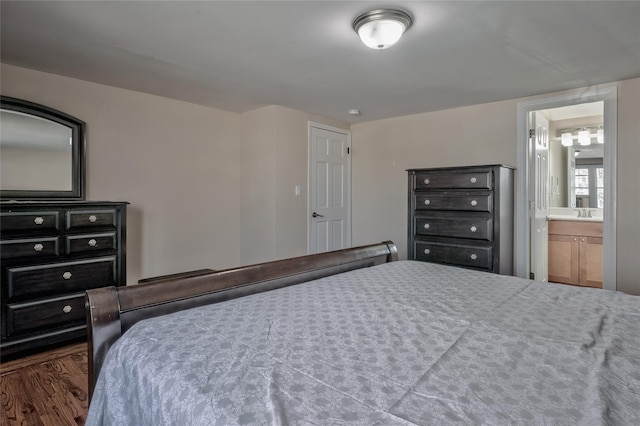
[{"xmin": 86, "ymin": 261, "xmax": 640, "ymax": 425}]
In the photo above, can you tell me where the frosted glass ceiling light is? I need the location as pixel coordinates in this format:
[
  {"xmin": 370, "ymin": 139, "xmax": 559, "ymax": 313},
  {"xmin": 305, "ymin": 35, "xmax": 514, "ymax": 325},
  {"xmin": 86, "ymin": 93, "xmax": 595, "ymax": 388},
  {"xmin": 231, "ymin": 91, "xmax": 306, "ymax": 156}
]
[
  {"xmin": 561, "ymin": 132, "xmax": 573, "ymax": 147},
  {"xmin": 578, "ymin": 129, "xmax": 590, "ymax": 146},
  {"xmin": 353, "ymin": 9, "xmax": 412, "ymax": 50}
]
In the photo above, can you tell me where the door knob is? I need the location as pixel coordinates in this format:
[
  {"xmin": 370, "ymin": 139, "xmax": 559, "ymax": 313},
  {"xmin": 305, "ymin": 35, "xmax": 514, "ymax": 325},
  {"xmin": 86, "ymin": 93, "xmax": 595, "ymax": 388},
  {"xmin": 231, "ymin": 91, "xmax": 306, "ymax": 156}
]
[{"xmin": 312, "ymin": 212, "xmax": 324, "ymax": 218}]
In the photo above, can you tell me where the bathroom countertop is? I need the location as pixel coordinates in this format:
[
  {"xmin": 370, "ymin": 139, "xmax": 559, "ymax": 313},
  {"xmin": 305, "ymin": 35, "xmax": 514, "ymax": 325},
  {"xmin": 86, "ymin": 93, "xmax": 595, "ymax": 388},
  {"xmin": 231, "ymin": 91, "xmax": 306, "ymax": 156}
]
[{"xmin": 547, "ymin": 215, "xmax": 603, "ymax": 222}]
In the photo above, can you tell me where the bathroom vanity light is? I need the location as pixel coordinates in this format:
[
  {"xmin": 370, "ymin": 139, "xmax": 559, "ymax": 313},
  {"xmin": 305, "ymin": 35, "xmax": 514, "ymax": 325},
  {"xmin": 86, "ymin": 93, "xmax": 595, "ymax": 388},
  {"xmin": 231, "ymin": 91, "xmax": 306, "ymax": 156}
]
[
  {"xmin": 558, "ymin": 125, "xmax": 604, "ymax": 147},
  {"xmin": 578, "ymin": 129, "xmax": 591, "ymax": 146},
  {"xmin": 353, "ymin": 9, "xmax": 413, "ymax": 50}
]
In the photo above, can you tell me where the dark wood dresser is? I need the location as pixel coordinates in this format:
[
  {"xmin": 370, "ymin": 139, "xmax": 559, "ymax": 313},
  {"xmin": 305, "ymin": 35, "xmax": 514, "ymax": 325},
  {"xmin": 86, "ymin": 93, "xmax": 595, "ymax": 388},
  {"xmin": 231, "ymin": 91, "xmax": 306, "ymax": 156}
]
[
  {"xmin": 1, "ymin": 201, "xmax": 127, "ymax": 358},
  {"xmin": 407, "ymin": 165, "xmax": 514, "ymax": 274}
]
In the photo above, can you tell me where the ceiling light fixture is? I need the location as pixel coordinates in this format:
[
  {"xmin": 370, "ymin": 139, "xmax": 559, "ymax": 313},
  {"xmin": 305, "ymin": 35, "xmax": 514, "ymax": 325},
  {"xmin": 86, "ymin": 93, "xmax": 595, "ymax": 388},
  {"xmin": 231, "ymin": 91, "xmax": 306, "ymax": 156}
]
[{"xmin": 353, "ymin": 9, "xmax": 413, "ymax": 50}]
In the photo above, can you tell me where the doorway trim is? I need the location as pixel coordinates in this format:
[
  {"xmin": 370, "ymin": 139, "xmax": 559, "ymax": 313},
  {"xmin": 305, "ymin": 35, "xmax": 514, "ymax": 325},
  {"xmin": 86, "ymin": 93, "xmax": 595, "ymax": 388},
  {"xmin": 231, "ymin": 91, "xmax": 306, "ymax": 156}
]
[{"xmin": 515, "ymin": 86, "xmax": 617, "ymax": 290}]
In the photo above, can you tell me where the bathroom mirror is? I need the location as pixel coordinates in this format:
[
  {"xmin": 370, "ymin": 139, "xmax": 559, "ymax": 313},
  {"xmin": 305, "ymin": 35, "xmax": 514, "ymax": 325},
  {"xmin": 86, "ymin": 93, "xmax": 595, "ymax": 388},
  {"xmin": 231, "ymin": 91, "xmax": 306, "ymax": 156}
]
[
  {"xmin": 546, "ymin": 101, "xmax": 604, "ymax": 210},
  {"xmin": 0, "ymin": 96, "xmax": 85, "ymax": 200}
]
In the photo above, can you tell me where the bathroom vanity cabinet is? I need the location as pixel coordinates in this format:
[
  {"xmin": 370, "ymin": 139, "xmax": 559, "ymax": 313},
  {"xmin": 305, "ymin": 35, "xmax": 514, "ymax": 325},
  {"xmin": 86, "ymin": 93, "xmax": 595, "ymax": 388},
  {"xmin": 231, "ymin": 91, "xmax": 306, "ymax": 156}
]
[{"xmin": 548, "ymin": 220, "xmax": 602, "ymax": 288}]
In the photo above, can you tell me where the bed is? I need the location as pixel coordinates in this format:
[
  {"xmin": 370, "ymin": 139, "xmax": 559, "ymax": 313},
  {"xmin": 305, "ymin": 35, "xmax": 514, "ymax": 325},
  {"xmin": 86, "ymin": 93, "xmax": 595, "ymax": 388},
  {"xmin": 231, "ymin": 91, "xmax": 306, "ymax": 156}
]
[{"xmin": 85, "ymin": 241, "xmax": 640, "ymax": 425}]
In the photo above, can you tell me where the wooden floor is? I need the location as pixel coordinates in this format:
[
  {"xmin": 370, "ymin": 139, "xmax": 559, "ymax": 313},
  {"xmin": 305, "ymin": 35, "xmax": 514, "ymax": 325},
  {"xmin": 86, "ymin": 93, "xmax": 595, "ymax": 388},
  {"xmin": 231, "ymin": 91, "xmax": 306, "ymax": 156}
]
[{"xmin": 0, "ymin": 343, "xmax": 89, "ymax": 426}]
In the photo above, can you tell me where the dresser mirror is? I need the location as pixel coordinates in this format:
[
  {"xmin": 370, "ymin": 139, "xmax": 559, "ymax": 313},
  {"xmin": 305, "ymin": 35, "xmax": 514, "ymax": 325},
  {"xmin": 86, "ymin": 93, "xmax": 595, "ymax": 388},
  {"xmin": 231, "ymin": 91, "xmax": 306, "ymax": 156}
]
[{"xmin": 0, "ymin": 96, "xmax": 85, "ymax": 200}]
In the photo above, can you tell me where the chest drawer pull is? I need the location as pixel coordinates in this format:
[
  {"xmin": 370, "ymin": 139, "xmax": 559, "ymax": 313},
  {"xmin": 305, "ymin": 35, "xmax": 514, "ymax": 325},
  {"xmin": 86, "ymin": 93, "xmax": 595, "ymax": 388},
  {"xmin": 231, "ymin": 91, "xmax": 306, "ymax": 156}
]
[
  {"xmin": 62, "ymin": 271, "xmax": 73, "ymax": 280},
  {"xmin": 423, "ymin": 178, "xmax": 430, "ymax": 185},
  {"xmin": 470, "ymin": 254, "xmax": 478, "ymax": 260},
  {"xmin": 424, "ymin": 200, "xmax": 431, "ymax": 206},
  {"xmin": 470, "ymin": 226, "xmax": 477, "ymax": 233},
  {"xmin": 88, "ymin": 215, "xmax": 97, "ymax": 223},
  {"xmin": 470, "ymin": 177, "xmax": 477, "ymax": 183},
  {"xmin": 34, "ymin": 216, "xmax": 44, "ymax": 225},
  {"xmin": 88, "ymin": 239, "xmax": 98, "ymax": 247},
  {"xmin": 423, "ymin": 223, "xmax": 430, "ymax": 230},
  {"xmin": 470, "ymin": 200, "xmax": 478, "ymax": 206},
  {"xmin": 62, "ymin": 305, "xmax": 72, "ymax": 314},
  {"xmin": 424, "ymin": 249, "xmax": 430, "ymax": 255},
  {"xmin": 33, "ymin": 243, "xmax": 44, "ymax": 252}
]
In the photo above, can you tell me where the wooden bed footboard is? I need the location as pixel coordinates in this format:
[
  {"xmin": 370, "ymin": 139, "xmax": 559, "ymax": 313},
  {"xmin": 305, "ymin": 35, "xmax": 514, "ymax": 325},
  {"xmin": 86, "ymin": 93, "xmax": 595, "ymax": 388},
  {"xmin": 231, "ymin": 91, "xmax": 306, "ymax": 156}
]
[{"xmin": 85, "ymin": 241, "xmax": 398, "ymax": 396}]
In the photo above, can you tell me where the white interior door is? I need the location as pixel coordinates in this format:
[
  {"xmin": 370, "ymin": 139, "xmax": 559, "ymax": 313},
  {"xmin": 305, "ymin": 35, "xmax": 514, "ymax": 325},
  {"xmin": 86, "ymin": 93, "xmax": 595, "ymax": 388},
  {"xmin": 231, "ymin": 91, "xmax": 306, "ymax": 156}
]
[
  {"xmin": 308, "ymin": 124, "xmax": 351, "ymax": 254},
  {"xmin": 530, "ymin": 111, "xmax": 549, "ymax": 281}
]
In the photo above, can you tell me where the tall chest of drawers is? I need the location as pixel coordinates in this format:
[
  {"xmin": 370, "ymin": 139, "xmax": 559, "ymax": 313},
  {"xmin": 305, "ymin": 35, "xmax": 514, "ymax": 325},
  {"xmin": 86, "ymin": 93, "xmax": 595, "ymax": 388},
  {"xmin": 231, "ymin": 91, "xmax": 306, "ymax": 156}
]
[
  {"xmin": 1, "ymin": 201, "xmax": 127, "ymax": 358},
  {"xmin": 407, "ymin": 165, "xmax": 514, "ymax": 274}
]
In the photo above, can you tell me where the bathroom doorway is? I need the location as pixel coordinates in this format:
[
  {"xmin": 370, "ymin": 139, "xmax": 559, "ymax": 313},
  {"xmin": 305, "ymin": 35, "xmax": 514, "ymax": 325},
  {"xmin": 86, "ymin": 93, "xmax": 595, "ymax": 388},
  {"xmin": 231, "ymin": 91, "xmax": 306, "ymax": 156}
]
[{"xmin": 515, "ymin": 87, "xmax": 617, "ymax": 290}]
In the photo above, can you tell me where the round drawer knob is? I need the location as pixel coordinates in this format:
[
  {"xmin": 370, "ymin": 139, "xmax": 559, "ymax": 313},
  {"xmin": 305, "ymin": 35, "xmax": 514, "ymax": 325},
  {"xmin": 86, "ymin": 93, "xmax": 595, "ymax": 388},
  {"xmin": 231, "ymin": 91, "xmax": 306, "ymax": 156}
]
[
  {"xmin": 34, "ymin": 216, "xmax": 44, "ymax": 225},
  {"xmin": 470, "ymin": 177, "xmax": 477, "ymax": 183},
  {"xmin": 470, "ymin": 226, "xmax": 477, "ymax": 233},
  {"xmin": 573, "ymin": 238, "xmax": 578, "ymax": 242},
  {"xmin": 470, "ymin": 200, "xmax": 478, "ymax": 206},
  {"xmin": 33, "ymin": 243, "xmax": 44, "ymax": 252},
  {"xmin": 62, "ymin": 271, "xmax": 72, "ymax": 280},
  {"xmin": 581, "ymin": 238, "xmax": 586, "ymax": 242},
  {"xmin": 423, "ymin": 223, "xmax": 430, "ymax": 230},
  {"xmin": 423, "ymin": 178, "xmax": 430, "ymax": 185},
  {"xmin": 424, "ymin": 249, "xmax": 430, "ymax": 255},
  {"xmin": 424, "ymin": 200, "xmax": 431, "ymax": 206},
  {"xmin": 88, "ymin": 239, "xmax": 98, "ymax": 247},
  {"xmin": 470, "ymin": 254, "xmax": 478, "ymax": 260},
  {"xmin": 62, "ymin": 305, "xmax": 72, "ymax": 314},
  {"xmin": 89, "ymin": 215, "xmax": 97, "ymax": 223}
]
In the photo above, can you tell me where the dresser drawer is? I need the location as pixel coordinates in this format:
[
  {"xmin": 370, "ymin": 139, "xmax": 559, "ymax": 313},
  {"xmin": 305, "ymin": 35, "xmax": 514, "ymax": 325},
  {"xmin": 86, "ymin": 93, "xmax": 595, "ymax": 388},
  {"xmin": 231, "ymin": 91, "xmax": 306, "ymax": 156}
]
[
  {"xmin": 415, "ymin": 193, "xmax": 492, "ymax": 212},
  {"xmin": 0, "ymin": 211, "xmax": 59, "ymax": 233},
  {"xmin": 5, "ymin": 257, "xmax": 117, "ymax": 299},
  {"xmin": 65, "ymin": 232, "xmax": 116, "ymax": 255},
  {"xmin": 415, "ymin": 171, "xmax": 491, "ymax": 190},
  {"xmin": 66, "ymin": 209, "xmax": 116, "ymax": 230},
  {"xmin": 0, "ymin": 237, "xmax": 60, "ymax": 259},
  {"xmin": 4, "ymin": 293, "xmax": 86, "ymax": 338},
  {"xmin": 415, "ymin": 216, "xmax": 492, "ymax": 241},
  {"xmin": 415, "ymin": 241, "xmax": 492, "ymax": 270}
]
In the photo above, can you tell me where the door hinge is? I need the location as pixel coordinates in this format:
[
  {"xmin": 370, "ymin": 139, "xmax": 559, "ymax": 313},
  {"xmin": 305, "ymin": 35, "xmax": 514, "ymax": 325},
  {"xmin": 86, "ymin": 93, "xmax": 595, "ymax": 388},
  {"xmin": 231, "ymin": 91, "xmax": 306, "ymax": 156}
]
[
  {"xmin": 347, "ymin": 147, "xmax": 350, "ymax": 154},
  {"xmin": 529, "ymin": 272, "xmax": 535, "ymax": 280},
  {"xmin": 529, "ymin": 129, "xmax": 535, "ymax": 138}
]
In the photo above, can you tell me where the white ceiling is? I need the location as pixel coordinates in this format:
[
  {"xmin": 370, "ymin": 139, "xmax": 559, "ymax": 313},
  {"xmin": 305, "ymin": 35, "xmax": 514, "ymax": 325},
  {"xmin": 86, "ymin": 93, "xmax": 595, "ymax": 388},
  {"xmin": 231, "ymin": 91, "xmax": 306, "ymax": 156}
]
[{"xmin": 1, "ymin": 1, "xmax": 639, "ymax": 123}]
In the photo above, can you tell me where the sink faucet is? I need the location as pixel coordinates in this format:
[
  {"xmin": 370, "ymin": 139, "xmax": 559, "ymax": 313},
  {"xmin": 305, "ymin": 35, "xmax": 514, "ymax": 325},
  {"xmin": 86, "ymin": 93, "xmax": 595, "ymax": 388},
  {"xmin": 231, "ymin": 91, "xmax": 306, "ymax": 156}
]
[{"xmin": 575, "ymin": 208, "xmax": 593, "ymax": 218}]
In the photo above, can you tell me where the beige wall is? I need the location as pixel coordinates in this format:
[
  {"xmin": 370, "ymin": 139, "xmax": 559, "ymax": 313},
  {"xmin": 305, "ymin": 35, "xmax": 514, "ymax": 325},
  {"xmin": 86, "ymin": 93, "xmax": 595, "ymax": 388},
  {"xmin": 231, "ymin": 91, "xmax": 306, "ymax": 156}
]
[
  {"xmin": 1, "ymin": 64, "xmax": 243, "ymax": 284},
  {"xmin": 350, "ymin": 100, "xmax": 517, "ymax": 256},
  {"xmin": 2, "ymin": 64, "xmax": 637, "ymax": 295},
  {"xmin": 1, "ymin": 64, "xmax": 347, "ymax": 283},
  {"xmin": 239, "ymin": 105, "xmax": 349, "ymax": 264},
  {"xmin": 616, "ymin": 78, "xmax": 640, "ymax": 296},
  {"xmin": 351, "ymin": 78, "xmax": 640, "ymax": 295}
]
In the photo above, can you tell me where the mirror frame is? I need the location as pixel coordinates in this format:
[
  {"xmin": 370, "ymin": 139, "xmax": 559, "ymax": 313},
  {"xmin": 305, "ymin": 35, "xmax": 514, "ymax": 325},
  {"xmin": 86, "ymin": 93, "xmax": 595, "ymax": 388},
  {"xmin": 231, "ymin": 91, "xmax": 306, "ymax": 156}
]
[{"xmin": 1, "ymin": 96, "xmax": 86, "ymax": 200}]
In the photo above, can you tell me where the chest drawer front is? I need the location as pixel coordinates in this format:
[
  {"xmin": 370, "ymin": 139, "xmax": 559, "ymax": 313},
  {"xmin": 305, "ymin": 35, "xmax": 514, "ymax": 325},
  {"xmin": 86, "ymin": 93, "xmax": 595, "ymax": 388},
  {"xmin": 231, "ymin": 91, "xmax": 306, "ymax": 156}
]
[
  {"xmin": 1, "ymin": 237, "xmax": 60, "ymax": 259},
  {"xmin": 65, "ymin": 232, "xmax": 116, "ymax": 255},
  {"xmin": 66, "ymin": 209, "xmax": 116, "ymax": 230},
  {"xmin": 5, "ymin": 293, "xmax": 86, "ymax": 338},
  {"xmin": 0, "ymin": 211, "xmax": 59, "ymax": 233},
  {"xmin": 415, "ymin": 242, "xmax": 492, "ymax": 270},
  {"xmin": 415, "ymin": 172, "xmax": 491, "ymax": 190},
  {"xmin": 415, "ymin": 193, "xmax": 492, "ymax": 212},
  {"xmin": 415, "ymin": 216, "xmax": 492, "ymax": 241},
  {"xmin": 6, "ymin": 257, "xmax": 117, "ymax": 299}
]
